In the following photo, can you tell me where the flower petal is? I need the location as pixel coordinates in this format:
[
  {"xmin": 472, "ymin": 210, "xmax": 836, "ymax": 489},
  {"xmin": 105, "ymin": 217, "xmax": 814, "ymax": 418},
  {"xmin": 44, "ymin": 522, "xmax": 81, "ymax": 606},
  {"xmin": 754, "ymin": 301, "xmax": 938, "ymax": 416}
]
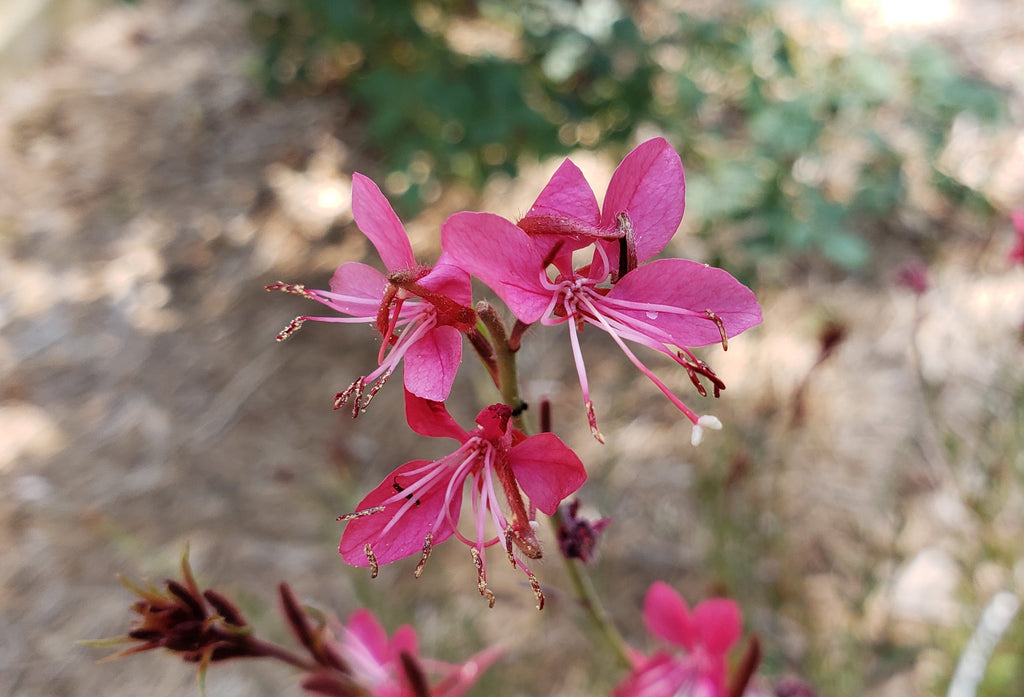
[
  {"xmin": 509, "ymin": 433, "xmax": 587, "ymax": 515},
  {"xmin": 390, "ymin": 625, "xmax": 419, "ymax": 659},
  {"xmin": 352, "ymin": 172, "xmax": 416, "ymax": 272},
  {"xmin": 523, "ymin": 158, "xmax": 601, "ymax": 227},
  {"xmin": 344, "ymin": 608, "xmax": 391, "ymax": 666},
  {"xmin": 339, "ymin": 460, "xmax": 462, "ymax": 566},
  {"xmin": 692, "ymin": 599, "xmax": 742, "ymax": 656},
  {"xmin": 404, "ymin": 390, "xmax": 468, "ymax": 443},
  {"xmin": 419, "ymin": 261, "xmax": 473, "ymax": 307},
  {"xmin": 606, "ymin": 258, "xmax": 762, "ymax": 347},
  {"xmin": 432, "ymin": 645, "xmax": 503, "ymax": 697},
  {"xmin": 643, "ymin": 581, "xmax": 695, "ymax": 650},
  {"xmin": 599, "ymin": 138, "xmax": 686, "ymax": 264},
  {"xmin": 403, "ymin": 325, "xmax": 462, "ymax": 401},
  {"xmin": 441, "ymin": 212, "xmax": 552, "ymax": 324},
  {"xmin": 327, "ymin": 262, "xmax": 388, "ymax": 311}
]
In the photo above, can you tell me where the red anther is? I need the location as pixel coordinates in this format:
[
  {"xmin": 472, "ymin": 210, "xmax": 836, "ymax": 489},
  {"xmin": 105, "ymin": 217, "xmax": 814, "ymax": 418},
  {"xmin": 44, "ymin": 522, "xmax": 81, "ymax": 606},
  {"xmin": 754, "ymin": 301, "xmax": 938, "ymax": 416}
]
[
  {"xmin": 264, "ymin": 281, "xmax": 315, "ymax": 299},
  {"xmin": 615, "ymin": 212, "xmax": 637, "ymax": 282},
  {"xmin": 275, "ymin": 316, "xmax": 306, "ymax": 342}
]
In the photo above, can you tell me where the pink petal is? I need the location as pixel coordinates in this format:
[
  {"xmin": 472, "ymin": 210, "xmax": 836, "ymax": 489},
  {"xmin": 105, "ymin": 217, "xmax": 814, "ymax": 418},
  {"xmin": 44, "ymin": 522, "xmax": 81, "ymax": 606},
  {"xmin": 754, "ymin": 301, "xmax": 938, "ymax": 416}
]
[
  {"xmin": 518, "ymin": 159, "xmax": 603, "ymax": 264},
  {"xmin": 345, "ymin": 609, "xmax": 390, "ymax": 665},
  {"xmin": 403, "ymin": 325, "xmax": 462, "ymax": 401},
  {"xmin": 352, "ymin": 173, "xmax": 416, "ymax": 272},
  {"xmin": 441, "ymin": 212, "xmax": 552, "ymax": 324},
  {"xmin": 599, "ymin": 138, "xmax": 686, "ymax": 264},
  {"xmin": 607, "ymin": 258, "xmax": 762, "ymax": 347},
  {"xmin": 692, "ymin": 599, "xmax": 742, "ymax": 656},
  {"xmin": 611, "ymin": 652, "xmax": 682, "ymax": 697},
  {"xmin": 404, "ymin": 390, "xmax": 468, "ymax": 443},
  {"xmin": 433, "ymin": 645, "xmax": 503, "ymax": 697},
  {"xmin": 643, "ymin": 581, "xmax": 696, "ymax": 650},
  {"xmin": 390, "ymin": 625, "xmax": 419, "ymax": 659},
  {"xmin": 509, "ymin": 433, "xmax": 587, "ymax": 515},
  {"xmin": 523, "ymin": 158, "xmax": 600, "ymax": 227},
  {"xmin": 339, "ymin": 460, "xmax": 461, "ymax": 566},
  {"xmin": 419, "ymin": 261, "xmax": 473, "ymax": 307},
  {"xmin": 328, "ymin": 261, "xmax": 388, "ymax": 309}
]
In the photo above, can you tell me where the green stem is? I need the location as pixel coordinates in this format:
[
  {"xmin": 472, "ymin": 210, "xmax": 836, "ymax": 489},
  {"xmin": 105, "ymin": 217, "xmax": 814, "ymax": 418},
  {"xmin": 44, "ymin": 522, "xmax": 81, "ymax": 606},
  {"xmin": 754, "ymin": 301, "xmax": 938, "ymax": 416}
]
[
  {"xmin": 547, "ymin": 511, "xmax": 632, "ymax": 668},
  {"xmin": 478, "ymin": 303, "xmax": 631, "ymax": 668}
]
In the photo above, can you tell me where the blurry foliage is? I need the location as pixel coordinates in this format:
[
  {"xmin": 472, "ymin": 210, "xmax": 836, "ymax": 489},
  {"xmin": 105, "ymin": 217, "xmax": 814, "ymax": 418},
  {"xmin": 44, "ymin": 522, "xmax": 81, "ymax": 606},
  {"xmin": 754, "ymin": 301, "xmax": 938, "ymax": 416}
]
[{"xmin": 244, "ymin": 0, "xmax": 1008, "ymax": 273}]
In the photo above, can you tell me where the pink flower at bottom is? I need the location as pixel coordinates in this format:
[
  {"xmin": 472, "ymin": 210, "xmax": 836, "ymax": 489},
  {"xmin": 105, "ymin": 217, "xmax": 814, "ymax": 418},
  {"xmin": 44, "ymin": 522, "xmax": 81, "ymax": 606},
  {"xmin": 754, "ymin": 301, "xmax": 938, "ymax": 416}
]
[
  {"xmin": 1009, "ymin": 210, "xmax": 1024, "ymax": 266},
  {"xmin": 305, "ymin": 608, "xmax": 500, "ymax": 697},
  {"xmin": 614, "ymin": 582, "xmax": 742, "ymax": 697},
  {"xmin": 337, "ymin": 390, "xmax": 587, "ymax": 608}
]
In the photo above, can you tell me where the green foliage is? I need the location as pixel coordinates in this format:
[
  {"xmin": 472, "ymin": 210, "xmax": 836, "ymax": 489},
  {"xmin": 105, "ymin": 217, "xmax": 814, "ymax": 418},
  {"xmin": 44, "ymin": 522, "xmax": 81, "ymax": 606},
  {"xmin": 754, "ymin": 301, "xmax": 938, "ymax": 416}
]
[{"xmin": 244, "ymin": 0, "xmax": 1008, "ymax": 273}]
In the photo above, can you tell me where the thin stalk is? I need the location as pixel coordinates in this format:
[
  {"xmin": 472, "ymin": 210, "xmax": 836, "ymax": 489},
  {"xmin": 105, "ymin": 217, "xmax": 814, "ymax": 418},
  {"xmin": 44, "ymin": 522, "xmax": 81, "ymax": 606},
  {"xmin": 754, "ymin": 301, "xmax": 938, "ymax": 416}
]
[
  {"xmin": 547, "ymin": 510, "xmax": 632, "ymax": 668},
  {"xmin": 480, "ymin": 303, "xmax": 631, "ymax": 668}
]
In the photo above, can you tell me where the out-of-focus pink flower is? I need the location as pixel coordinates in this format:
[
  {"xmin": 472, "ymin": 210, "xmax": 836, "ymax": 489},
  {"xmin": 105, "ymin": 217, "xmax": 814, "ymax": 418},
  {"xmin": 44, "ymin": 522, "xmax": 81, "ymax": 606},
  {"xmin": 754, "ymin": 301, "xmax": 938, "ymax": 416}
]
[
  {"xmin": 613, "ymin": 582, "xmax": 742, "ymax": 697},
  {"xmin": 337, "ymin": 390, "xmax": 586, "ymax": 608},
  {"xmin": 267, "ymin": 173, "xmax": 475, "ymax": 412},
  {"xmin": 893, "ymin": 259, "xmax": 929, "ymax": 295},
  {"xmin": 305, "ymin": 608, "xmax": 501, "ymax": 697},
  {"xmin": 556, "ymin": 498, "xmax": 611, "ymax": 563},
  {"xmin": 1009, "ymin": 210, "xmax": 1024, "ymax": 266},
  {"xmin": 441, "ymin": 138, "xmax": 761, "ymax": 444}
]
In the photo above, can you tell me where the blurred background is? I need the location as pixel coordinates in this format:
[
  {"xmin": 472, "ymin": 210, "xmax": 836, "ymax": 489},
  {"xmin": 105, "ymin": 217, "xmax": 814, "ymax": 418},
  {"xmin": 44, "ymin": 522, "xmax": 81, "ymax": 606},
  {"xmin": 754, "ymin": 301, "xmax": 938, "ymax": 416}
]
[{"xmin": 1, "ymin": 0, "xmax": 1022, "ymax": 695}]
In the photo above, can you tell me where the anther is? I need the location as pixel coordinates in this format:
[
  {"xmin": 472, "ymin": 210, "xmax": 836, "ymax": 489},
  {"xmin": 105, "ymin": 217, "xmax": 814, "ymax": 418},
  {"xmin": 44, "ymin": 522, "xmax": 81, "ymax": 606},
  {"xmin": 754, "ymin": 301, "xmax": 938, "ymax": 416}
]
[
  {"xmin": 275, "ymin": 316, "xmax": 306, "ymax": 342},
  {"xmin": 704, "ymin": 309, "xmax": 729, "ymax": 351},
  {"xmin": 365, "ymin": 544, "xmax": 379, "ymax": 579},
  {"xmin": 615, "ymin": 212, "xmax": 637, "ymax": 281},
  {"xmin": 678, "ymin": 354, "xmax": 726, "ymax": 398},
  {"xmin": 265, "ymin": 282, "xmax": 315, "ymax": 299},
  {"xmin": 336, "ymin": 505, "xmax": 385, "ymax": 522},
  {"xmin": 333, "ymin": 379, "xmax": 365, "ymax": 417},
  {"xmin": 527, "ymin": 571, "xmax": 545, "ymax": 611},
  {"xmin": 414, "ymin": 533, "xmax": 433, "ymax": 578},
  {"xmin": 471, "ymin": 548, "xmax": 496, "ymax": 608},
  {"xmin": 585, "ymin": 401, "xmax": 605, "ymax": 444},
  {"xmin": 504, "ymin": 531, "xmax": 516, "ymax": 568}
]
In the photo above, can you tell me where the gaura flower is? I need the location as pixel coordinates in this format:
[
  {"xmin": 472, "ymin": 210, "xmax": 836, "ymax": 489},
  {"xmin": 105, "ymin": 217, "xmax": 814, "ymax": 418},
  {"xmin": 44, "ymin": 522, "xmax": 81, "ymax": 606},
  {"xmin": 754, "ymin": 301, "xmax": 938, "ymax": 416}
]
[
  {"xmin": 613, "ymin": 582, "xmax": 742, "ymax": 697},
  {"xmin": 304, "ymin": 608, "xmax": 501, "ymax": 697},
  {"xmin": 267, "ymin": 173, "xmax": 476, "ymax": 412},
  {"xmin": 441, "ymin": 138, "xmax": 762, "ymax": 444},
  {"xmin": 1009, "ymin": 210, "xmax": 1024, "ymax": 266},
  {"xmin": 337, "ymin": 390, "xmax": 587, "ymax": 609}
]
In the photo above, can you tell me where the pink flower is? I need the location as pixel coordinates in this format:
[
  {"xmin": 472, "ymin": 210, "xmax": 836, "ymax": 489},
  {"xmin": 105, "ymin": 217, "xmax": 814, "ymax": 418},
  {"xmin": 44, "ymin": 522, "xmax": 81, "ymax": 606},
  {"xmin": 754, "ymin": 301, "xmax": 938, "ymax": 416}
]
[
  {"xmin": 267, "ymin": 173, "xmax": 475, "ymax": 412},
  {"xmin": 337, "ymin": 390, "xmax": 587, "ymax": 608},
  {"xmin": 893, "ymin": 259, "xmax": 929, "ymax": 295},
  {"xmin": 441, "ymin": 138, "xmax": 762, "ymax": 443},
  {"xmin": 1009, "ymin": 210, "xmax": 1024, "ymax": 266},
  {"xmin": 613, "ymin": 582, "xmax": 742, "ymax": 697},
  {"xmin": 305, "ymin": 608, "xmax": 500, "ymax": 697}
]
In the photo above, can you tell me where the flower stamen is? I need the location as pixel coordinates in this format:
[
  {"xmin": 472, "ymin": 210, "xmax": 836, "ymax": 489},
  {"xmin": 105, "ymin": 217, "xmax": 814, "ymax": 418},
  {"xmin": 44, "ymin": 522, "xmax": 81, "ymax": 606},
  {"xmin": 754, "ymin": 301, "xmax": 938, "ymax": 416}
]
[
  {"xmin": 471, "ymin": 548, "xmax": 496, "ymax": 608},
  {"xmin": 414, "ymin": 533, "xmax": 433, "ymax": 579},
  {"xmin": 704, "ymin": 308, "xmax": 728, "ymax": 351},
  {"xmin": 365, "ymin": 545, "xmax": 379, "ymax": 578},
  {"xmin": 275, "ymin": 316, "xmax": 306, "ymax": 341}
]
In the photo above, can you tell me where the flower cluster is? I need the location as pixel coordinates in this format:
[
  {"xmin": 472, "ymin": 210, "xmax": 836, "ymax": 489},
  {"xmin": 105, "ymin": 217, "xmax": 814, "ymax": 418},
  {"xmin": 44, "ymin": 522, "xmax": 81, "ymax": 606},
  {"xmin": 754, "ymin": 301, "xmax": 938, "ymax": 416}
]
[
  {"xmin": 614, "ymin": 582, "xmax": 744, "ymax": 697},
  {"xmin": 269, "ymin": 138, "xmax": 762, "ymax": 603},
  {"xmin": 337, "ymin": 390, "xmax": 586, "ymax": 609}
]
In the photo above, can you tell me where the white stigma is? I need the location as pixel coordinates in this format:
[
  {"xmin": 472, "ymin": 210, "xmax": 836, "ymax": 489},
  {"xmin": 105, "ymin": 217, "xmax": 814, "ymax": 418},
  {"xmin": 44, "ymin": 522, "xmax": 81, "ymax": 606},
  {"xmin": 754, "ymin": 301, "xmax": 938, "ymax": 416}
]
[{"xmin": 690, "ymin": 415, "xmax": 723, "ymax": 446}]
